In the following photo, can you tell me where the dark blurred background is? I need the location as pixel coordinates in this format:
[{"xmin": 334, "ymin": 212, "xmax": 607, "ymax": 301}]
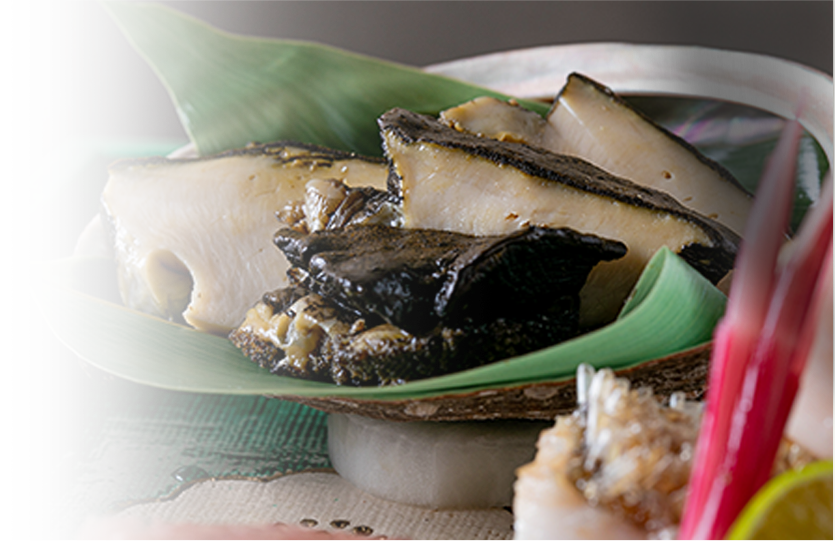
[{"xmin": 11, "ymin": 0, "xmax": 833, "ymax": 189}]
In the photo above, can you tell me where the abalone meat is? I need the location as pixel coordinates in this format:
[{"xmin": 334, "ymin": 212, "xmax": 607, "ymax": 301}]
[
  {"xmin": 230, "ymin": 224, "xmax": 626, "ymax": 385},
  {"xmin": 102, "ymin": 141, "xmax": 387, "ymax": 334},
  {"xmin": 380, "ymin": 108, "xmax": 740, "ymax": 328}
]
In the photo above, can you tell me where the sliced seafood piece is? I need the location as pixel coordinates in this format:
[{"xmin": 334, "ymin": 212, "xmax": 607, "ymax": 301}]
[
  {"xmin": 231, "ymin": 224, "xmax": 624, "ymax": 385},
  {"xmin": 547, "ymin": 74, "xmax": 752, "ymax": 235},
  {"xmin": 102, "ymin": 142, "xmax": 387, "ymax": 334},
  {"xmin": 380, "ymin": 108, "xmax": 740, "ymax": 327},
  {"xmin": 439, "ymin": 75, "xmax": 752, "ymax": 237},
  {"xmin": 440, "ymin": 96, "xmax": 560, "ymax": 149},
  {"xmin": 275, "ymin": 224, "xmax": 625, "ymax": 334}
]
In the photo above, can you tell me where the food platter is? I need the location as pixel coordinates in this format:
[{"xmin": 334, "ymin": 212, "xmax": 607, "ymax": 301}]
[
  {"xmin": 12, "ymin": 1, "xmax": 832, "ymax": 419},
  {"xmin": 50, "ymin": 40, "xmax": 833, "ymax": 422},
  {"xmin": 414, "ymin": 44, "xmax": 831, "ymax": 420},
  {"xmin": 12, "ymin": 7, "xmax": 833, "ymax": 537}
]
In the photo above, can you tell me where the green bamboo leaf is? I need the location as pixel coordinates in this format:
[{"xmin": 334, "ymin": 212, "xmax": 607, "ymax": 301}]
[
  {"xmin": 103, "ymin": 2, "xmax": 549, "ymax": 157},
  {"xmin": 48, "ymin": 248, "xmax": 724, "ymax": 400}
]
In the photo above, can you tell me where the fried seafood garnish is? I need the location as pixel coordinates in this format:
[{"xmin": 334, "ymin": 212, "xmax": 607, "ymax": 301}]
[{"xmin": 513, "ymin": 366, "xmax": 816, "ymax": 539}]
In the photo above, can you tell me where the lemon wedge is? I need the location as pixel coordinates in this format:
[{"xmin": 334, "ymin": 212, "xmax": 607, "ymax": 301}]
[{"xmin": 727, "ymin": 460, "xmax": 833, "ymax": 539}]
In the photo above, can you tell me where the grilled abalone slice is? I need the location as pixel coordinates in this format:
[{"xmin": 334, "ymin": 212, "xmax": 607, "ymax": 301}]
[
  {"xmin": 547, "ymin": 74, "xmax": 752, "ymax": 235},
  {"xmin": 232, "ymin": 224, "xmax": 625, "ymax": 385},
  {"xmin": 440, "ymin": 96, "xmax": 560, "ymax": 148},
  {"xmin": 380, "ymin": 108, "xmax": 740, "ymax": 328},
  {"xmin": 274, "ymin": 224, "xmax": 626, "ymax": 335},
  {"xmin": 439, "ymin": 75, "xmax": 752, "ymax": 237},
  {"xmin": 102, "ymin": 141, "xmax": 387, "ymax": 334}
]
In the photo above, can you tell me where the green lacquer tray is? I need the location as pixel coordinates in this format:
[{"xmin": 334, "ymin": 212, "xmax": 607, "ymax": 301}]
[{"xmin": 11, "ymin": 137, "xmax": 330, "ymax": 540}]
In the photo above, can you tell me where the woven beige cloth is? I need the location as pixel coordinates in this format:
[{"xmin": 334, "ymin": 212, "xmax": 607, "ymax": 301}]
[{"xmin": 115, "ymin": 471, "xmax": 514, "ymax": 539}]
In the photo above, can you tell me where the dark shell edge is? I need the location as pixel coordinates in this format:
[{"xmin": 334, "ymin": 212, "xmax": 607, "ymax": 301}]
[{"xmin": 270, "ymin": 342, "xmax": 711, "ymax": 422}]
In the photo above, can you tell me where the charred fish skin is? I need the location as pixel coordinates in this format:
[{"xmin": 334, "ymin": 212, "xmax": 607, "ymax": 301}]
[
  {"xmin": 103, "ymin": 140, "xmax": 388, "ymax": 335},
  {"xmin": 274, "ymin": 224, "xmax": 626, "ymax": 335},
  {"xmin": 379, "ymin": 108, "xmax": 740, "ymax": 326}
]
